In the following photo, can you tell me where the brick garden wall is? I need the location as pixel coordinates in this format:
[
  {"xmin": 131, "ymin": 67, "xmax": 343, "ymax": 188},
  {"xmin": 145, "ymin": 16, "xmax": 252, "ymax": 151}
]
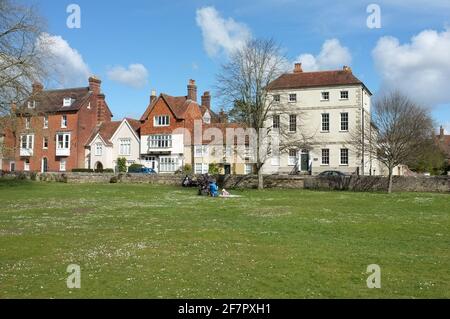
[{"xmin": 1, "ymin": 172, "xmax": 449, "ymax": 193}]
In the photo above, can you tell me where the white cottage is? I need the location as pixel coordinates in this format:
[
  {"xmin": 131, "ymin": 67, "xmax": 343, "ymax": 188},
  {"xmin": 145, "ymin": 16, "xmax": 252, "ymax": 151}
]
[{"xmin": 86, "ymin": 118, "xmax": 141, "ymax": 171}]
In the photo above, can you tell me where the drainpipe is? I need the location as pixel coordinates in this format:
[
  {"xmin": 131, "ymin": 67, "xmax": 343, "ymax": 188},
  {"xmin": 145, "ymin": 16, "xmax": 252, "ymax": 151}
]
[{"xmin": 361, "ymin": 88, "xmax": 365, "ymax": 176}]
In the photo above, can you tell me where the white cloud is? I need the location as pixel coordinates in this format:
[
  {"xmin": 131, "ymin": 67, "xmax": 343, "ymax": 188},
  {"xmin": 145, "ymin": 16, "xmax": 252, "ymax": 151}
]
[
  {"xmin": 295, "ymin": 39, "xmax": 352, "ymax": 71},
  {"xmin": 107, "ymin": 64, "xmax": 149, "ymax": 89},
  {"xmin": 196, "ymin": 6, "xmax": 252, "ymax": 57},
  {"xmin": 36, "ymin": 33, "xmax": 91, "ymax": 87},
  {"xmin": 373, "ymin": 28, "xmax": 450, "ymax": 107}
]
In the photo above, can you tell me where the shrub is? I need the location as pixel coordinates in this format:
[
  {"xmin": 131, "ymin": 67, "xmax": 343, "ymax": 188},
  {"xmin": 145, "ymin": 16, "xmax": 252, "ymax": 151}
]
[
  {"xmin": 17, "ymin": 172, "xmax": 27, "ymax": 180},
  {"xmin": 30, "ymin": 172, "xmax": 38, "ymax": 181},
  {"xmin": 117, "ymin": 158, "xmax": 127, "ymax": 173},
  {"xmin": 102, "ymin": 169, "xmax": 114, "ymax": 173},
  {"xmin": 176, "ymin": 164, "xmax": 192, "ymax": 175},
  {"xmin": 110, "ymin": 176, "xmax": 119, "ymax": 184},
  {"xmin": 208, "ymin": 163, "xmax": 220, "ymax": 175}
]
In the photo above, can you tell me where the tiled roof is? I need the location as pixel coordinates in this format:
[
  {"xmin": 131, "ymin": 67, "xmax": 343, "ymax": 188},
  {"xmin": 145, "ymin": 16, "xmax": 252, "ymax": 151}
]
[
  {"xmin": 267, "ymin": 70, "xmax": 364, "ymax": 91},
  {"xmin": 202, "ymin": 122, "xmax": 247, "ymax": 144},
  {"xmin": 18, "ymin": 87, "xmax": 92, "ymax": 114},
  {"xmin": 86, "ymin": 119, "xmax": 140, "ymax": 146}
]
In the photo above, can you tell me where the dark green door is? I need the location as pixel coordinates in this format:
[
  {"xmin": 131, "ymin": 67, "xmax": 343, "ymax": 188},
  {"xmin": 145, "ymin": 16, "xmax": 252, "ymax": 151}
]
[{"xmin": 301, "ymin": 152, "xmax": 309, "ymax": 172}]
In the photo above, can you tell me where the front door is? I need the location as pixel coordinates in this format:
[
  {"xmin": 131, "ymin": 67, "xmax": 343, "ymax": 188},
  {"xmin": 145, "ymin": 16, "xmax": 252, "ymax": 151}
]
[
  {"xmin": 300, "ymin": 150, "xmax": 309, "ymax": 172},
  {"xmin": 41, "ymin": 158, "xmax": 48, "ymax": 173},
  {"xmin": 224, "ymin": 164, "xmax": 231, "ymax": 175},
  {"xmin": 145, "ymin": 156, "xmax": 158, "ymax": 172},
  {"xmin": 10, "ymin": 162, "xmax": 16, "ymax": 172}
]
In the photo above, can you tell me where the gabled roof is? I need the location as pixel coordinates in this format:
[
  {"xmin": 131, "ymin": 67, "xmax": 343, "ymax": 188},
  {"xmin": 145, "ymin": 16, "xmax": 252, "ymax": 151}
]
[
  {"xmin": 19, "ymin": 87, "xmax": 92, "ymax": 114},
  {"xmin": 140, "ymin": 94, "xmax": 197, "ymax": 121},
  {"xmin": 267, "ymin": 69, "xmax": 369, "ymax": 93},
  {"xmin": 86, "ymin": 118, "xmax": 140, "ymax": 147}
]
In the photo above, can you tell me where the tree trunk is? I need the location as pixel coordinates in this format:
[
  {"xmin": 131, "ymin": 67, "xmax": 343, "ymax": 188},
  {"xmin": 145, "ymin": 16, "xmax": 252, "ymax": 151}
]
[
  {"xmin": 257, "ymin": 166, "xmax": 264, "ymax": 190},
  {"xmin": 388, "ymin": 167, "xmax": 394, "ymax": 194}
]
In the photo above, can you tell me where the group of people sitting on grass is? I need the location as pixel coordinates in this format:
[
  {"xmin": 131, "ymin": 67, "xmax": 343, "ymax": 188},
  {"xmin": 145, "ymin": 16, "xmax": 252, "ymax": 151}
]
[{"xmin": 189, "ymin": 174, "xmax": 235, "ymax": 198}]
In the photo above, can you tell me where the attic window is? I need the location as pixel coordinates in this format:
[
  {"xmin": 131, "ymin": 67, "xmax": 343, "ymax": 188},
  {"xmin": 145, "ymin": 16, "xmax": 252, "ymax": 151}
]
[
  {"xmin": 63, "ymin": 98, "xmax": 73, "ymax": 107},
  {"xmin": 27, "ymin": 101, "xmax": 36, "ymax": 109},
  {"xmin": 204, "ymin": 112, "xmax": 211, "ymax": 124}
]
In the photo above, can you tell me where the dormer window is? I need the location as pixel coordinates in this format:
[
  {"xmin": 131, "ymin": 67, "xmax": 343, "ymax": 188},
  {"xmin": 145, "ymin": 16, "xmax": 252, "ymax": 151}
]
[
  {"xmin": 63, "ymin": 98, "xmax": 73, "ymax": 107},
  {"xmin": 203, "ymin": 112, "xmax": 211, "ymax": 124},
  {"xmin": 27, "ymin": 101, "xmax": 36, "ymax": 109}
]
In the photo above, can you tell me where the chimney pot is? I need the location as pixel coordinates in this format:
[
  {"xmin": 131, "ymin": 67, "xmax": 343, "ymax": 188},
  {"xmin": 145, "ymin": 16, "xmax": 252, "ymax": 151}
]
[
  {"xmin": 32, "ymin": 82, "xmax": 43, "ymax": 94},
  {"xmin": 150, "ymin": 90, "xmax": 157, "ymax": 104},
  {"xmin": 201, "ymin": 91, "xmax": 211, "ymax": 110},
  {"xmin": 187, "ymin": 79, "xmax": 197, "ymax": 102},
  {"xmin": 440, "ymin": 126, "xmax": 445, "ymax": 138},
  {"xmin": 294, "ymin": 63, "xmax": 303, "ymax": 73},
  {"xmin": 343, "ymin": 66, "xmax": 352, "ymax": 72}
]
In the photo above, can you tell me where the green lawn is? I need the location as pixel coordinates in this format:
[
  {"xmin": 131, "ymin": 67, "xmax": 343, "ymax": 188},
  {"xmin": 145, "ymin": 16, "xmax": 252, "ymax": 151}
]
[{"xmin": 0, "ymin": 180, "xmax": 449, "ymax": 299}]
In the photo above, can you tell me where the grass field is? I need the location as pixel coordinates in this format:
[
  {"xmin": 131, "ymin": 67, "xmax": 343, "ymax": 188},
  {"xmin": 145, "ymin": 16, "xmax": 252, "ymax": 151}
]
[{"xmin": 0, "ymin": 180, "xmax": 449, "ymax": 299}]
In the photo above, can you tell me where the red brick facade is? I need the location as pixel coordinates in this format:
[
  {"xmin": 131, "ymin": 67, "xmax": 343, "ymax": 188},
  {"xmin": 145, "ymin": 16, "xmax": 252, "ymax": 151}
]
[{"xmin": 7, "ymin": 77, "xmax": 113, "ymax": 172}]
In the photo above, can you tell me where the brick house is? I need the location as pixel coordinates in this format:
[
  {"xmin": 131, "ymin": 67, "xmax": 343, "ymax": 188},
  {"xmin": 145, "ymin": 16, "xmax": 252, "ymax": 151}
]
[
  {"xmin": 139, "ymin": 79, "xmax": 251, "ymax": 174},
  {"xmin": 13, "ymin": 77, "xmax": 113, "ymax": 172}
]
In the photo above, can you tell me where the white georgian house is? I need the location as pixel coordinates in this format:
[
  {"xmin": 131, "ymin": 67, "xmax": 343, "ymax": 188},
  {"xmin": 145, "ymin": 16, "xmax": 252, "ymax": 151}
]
[{"xmin": 264, "ymin": 64, "xmax": 380, "ymax": 176}]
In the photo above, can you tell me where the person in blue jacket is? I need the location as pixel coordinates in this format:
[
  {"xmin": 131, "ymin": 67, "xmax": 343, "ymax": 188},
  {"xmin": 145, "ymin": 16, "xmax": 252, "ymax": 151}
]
[{"xmin": 209, "ymin": 181, "xmax": 219, "ymax": 197}]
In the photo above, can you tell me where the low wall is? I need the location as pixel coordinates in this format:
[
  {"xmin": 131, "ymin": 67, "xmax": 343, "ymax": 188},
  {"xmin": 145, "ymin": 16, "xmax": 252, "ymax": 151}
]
[
  {"xmin": 304, "ymin": 176, "xmax": 450, "ymax": 193},
  {"xmin": 1, "ymin": 172, "xmax": 449, "ymax": 193}
]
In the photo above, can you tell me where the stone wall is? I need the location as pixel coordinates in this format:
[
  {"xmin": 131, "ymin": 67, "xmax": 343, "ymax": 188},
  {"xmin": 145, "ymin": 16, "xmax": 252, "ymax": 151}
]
[
  {"xmin": 304, "ymin": 176, "xmax": 450, "ymax": 193},
  {"xmin": 1, "ymin": 171, "xmax": 449, "ymax": 193}
]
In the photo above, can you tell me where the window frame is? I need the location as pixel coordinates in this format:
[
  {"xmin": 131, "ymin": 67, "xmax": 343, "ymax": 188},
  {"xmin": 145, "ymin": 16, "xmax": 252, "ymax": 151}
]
[
  {"xmin": 60, "ymin": 158, "xmax": 67, "ymax": 172},
  {"xmin": 288, "ymin": 149, "xmax": 298, "ymax": 166},
  {"xmin": 340, "ymin": 90, "xmax": 349, "ymax": 100},
  {"xmin": 273, "ymin": 115, "xmax": 280, "ymax": 129},
  {"xmin": 244, "ymin": 163, "xmax": 253, "ymax": 175},
  {"xmin": 24, "ymin": 159, "xmax": 30, "ymax": 172},
  {"xmin": 289, "ymin": 94, "xmax": 297, "ymax": 103},
  {"xmin": 61, "ymin": 115, "xmax": 68, "ymax": 128},
  {"xmin": 340, "ymin": 148, "xmax": 349, "ymax": 166},
  {"xmin": 43, "ymin": 137, "xmax": 49, "ymax": 150},
  {"xmin": 21, "ymin": 134, "xmax": 34, "ymax": 150},
  {"xmin": 321, "ymin": 149, "xmax": 330, "ymax": 166},
  {"xmin": 149, "ymin": 135, "xmax": 172, "ymax": 149},
  {"xmin": 154, "ymin": 115, "xmax": 170, "ymax": 127},
  {"xmin": 321, "ymin": 91, "xmax": 330, "ymax": 101},
  {"xmin": 119, "ymin": 138, "xmax": 132, "ymax": 156},
  {"xmin": 43, "ymin": 115, "xmax": 49, "ymax": 129},
  {"xmin": 273, "ymin": 94, "xmax": 281, "ymax": 103},
  {"xmin": 289, "ymin": 114, "xmax": 297, "ymax": 133},
  {"xmin": 340, "ymin": 112, "xmax": 349, "ymax": 132},
  {"xmin": 56, "ymin": 133, "xmax": 71, "ymax": 150},
  {"xmin": 25, "ymin": 117, "xmax": 31, "ymax": 129},
  {"xmin": 321, "ymin": 113, "xmax": 330, "ymax": 132}
]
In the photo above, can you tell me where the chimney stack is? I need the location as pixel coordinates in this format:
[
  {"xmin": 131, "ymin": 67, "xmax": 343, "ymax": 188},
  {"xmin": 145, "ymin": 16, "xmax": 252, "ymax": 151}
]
[
  {"xmin": 187, "ymin": 79, "xmax": 197, "ymax": 102},
  {"xmin": 343, "ymin": 66, "xmax": 352, "ymax": 73},
  {"xmin": 201, "ymin": 91, "xmax": 211, "ymax": 110},
  {"xmin": 294, "ymin": 63, "xmax": 303, "ymax": 73},
  {"xmin": 32, "ymin": 82, "xmax": 43, "ymax": 94},
  {"xmin": 96, "ymin": 93, "xmax": 106, "ymax": 124},
  {"xmin": 219, "ymin": 109, "xmax": 228, "ymax": 124},
  {"xmin": 89, "ymin": 76, "xmax": 102, "ymax": 96},
  {"xmin": 440, "ymin": 126, "xmax": 445, "ymax": 139},
  {"xmin": 150, "ymin": 90, "xmax": 157, "ymax": 104}
]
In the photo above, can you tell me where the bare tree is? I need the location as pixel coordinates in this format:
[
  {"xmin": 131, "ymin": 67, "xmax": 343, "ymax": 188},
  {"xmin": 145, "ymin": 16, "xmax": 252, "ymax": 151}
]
[
  {"xmin": 0, "ymin": 0, "xmax": 50, "ymax": 159},
  {"xmin": 349, "ymin": 91, "xmax": 434, "ymax": 193},
  {"xmin": 216, "ymin": 39, "xmax": 313, "ymax": 189}
]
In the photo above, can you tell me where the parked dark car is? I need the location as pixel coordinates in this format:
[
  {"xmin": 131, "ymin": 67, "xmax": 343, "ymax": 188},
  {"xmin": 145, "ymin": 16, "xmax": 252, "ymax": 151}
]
[
  {"xmin": 128, "ymin": 166, "xmax": 157, "ymax": 174},
  {"xmin": 318, "ymin": 171, "xmax": 347, "ymax": 177}
]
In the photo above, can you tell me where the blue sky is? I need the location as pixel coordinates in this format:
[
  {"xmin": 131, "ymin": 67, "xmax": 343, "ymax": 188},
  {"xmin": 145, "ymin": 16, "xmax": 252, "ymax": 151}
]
[{"xmin": 26, "ymin": 0, "xmax": 450, "ymax": 130}]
